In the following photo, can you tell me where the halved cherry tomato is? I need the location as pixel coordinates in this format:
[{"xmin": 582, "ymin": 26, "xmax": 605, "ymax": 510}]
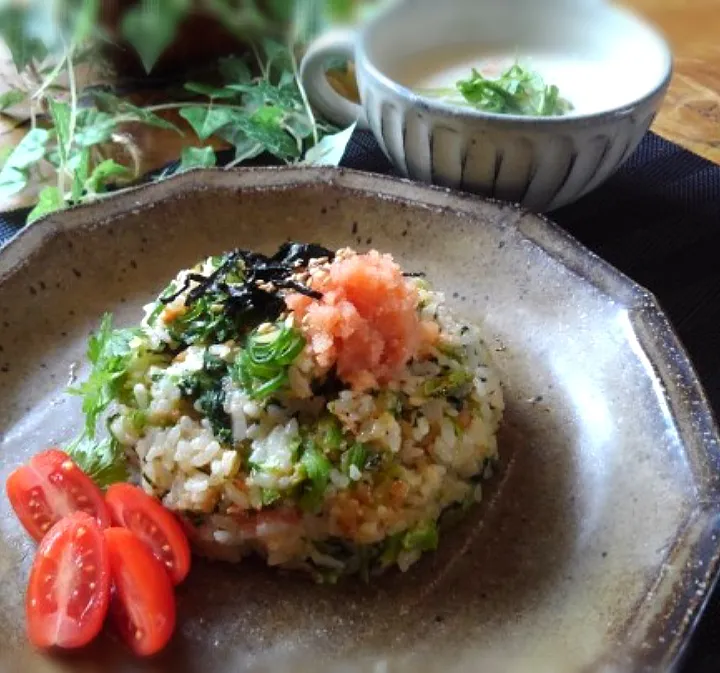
[
  {"xmin": 105, "ymin": 527, "xmax": 176, "ymax": 657},
  {"xmin": 105, "ymin": 483, "xmax": 191, "ymax": 585},
  {"xmin": 26, "ymin": 512, "xmax": 111, "ymax": 649},
  {"xmin": 6, "ymin": 449, "xmax": 111, "ymax": 541}
]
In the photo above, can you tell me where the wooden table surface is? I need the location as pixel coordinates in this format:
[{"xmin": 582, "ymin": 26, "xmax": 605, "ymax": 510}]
[{"xmin": 0, "ymin": 0, "xmax": 718, "ymax": 212}]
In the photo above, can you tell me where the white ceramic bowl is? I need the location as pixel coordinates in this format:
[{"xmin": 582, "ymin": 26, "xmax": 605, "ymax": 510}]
[{"xmin": 301, "ymin": 0, "xmax": 673, "ymax": 211}]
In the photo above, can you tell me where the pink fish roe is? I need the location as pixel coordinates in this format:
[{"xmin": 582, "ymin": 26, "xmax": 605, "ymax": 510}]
[{"xmin": 286, "ymin": 250, "xmax": 439, "ymax": 391}]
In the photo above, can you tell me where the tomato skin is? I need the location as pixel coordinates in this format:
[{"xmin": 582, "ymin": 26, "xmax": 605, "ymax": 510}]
[
  {"xmin": 105, "ymin": 483, "xmax": 191, "ymax": 585},
  {"xmin": 26, "ymin": 512, "xmax": 111, "ymax": 650},
  {"xmin": 105, "ymin": 527, "xmax": 176, "ymax": 657},
  {"xmin": 6, "ymin": 449, "xmax": 111, "ymax": 541}
]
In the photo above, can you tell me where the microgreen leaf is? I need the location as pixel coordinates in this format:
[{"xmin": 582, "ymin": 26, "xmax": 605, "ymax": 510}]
[
  {"xmin": 453, "ymin": 63, "xmax": 573, "ymax": 117},
  {"xmin": 179, "ymin": 106, "xmax": 238, "ymax": 140},
  {"xmin": 27, "ymin": 186, "xmax": 65, "ymax": 224},
  {"xmin": 179, "ymin": 146, "xmax": 217, "ymax": 171},
  {"xmin": 66, "ymin": 432, "xmax": 129, "ymax": 489},
  {"xmin": 68, "ymin": 313, "xmax": 138, "ymax": 438},
  {"xmin": 303, "ymin": 122, "xmax": 356, "ymax": 166}
]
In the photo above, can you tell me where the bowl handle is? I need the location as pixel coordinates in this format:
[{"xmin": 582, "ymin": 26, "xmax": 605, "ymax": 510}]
[{"xmin": 300, "ymin": 29, "xmax": 368, "ymax": 129}]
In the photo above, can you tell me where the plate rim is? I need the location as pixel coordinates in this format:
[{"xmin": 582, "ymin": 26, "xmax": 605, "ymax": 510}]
[{"xmin": 1, "ymin": 165, "xmax": 718, "ymax": 671}]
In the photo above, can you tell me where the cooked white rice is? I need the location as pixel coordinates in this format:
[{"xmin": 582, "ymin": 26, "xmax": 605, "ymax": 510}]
[{"xmin": 109, "ymin": 246, "xmax": 504, "ymax": 581}]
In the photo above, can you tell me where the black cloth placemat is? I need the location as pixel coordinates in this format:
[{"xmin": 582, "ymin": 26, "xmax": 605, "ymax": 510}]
[{"xmin": 1, "ymin": 130, "xmax": 719, "ymax": 671}]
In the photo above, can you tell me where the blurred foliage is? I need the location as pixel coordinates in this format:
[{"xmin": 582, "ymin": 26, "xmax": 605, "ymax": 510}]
[{"xmin": 0, "ymin": 0, "xmax": 380, "ymax": 223}]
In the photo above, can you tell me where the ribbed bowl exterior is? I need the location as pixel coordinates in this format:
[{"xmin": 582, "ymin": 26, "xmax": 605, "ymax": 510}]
[{"xmin": 358, "ymin": 71, "xmax": 666, "ymax": 212}]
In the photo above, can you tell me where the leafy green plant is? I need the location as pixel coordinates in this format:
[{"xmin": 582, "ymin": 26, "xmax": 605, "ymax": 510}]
[
  {"xmin": 0, "ymin": 0, "xmax": 375, "ymax": 225},
  {"xmin": 420, "ymin": 62, "xmax": 573, "ymax": 117}
]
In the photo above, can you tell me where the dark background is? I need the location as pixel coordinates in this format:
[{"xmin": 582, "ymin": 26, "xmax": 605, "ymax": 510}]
[{"xmin": 1, "ymin": 130, "xmax": 718, "ymax": 672}]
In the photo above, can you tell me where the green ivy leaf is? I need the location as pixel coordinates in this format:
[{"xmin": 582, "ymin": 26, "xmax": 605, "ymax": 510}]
[
  {"xmin": 0, "ymin": 90, "xmax": 26, "ymax": 112},
  {"xmin": 232, "ymin": 106, "xmax": 299, "ymax": 160},
  {"xmin": 71, "ymin": 148, "xmax": 91, "ymax": 202},
  {"xmin": 179, "ymin": 106, "xmax": 238, "ymax": 140},
  {"xmin": 303, "ymin": 123, "xmax": 356, "ymax": 166},
  {"xmin": 228, "ymin": 80, "xmax": 301, "ymax": 112},
  {"xmin": 74, "ymin": 109, "xmax": 117, "ymax": 147},
  {"xmin": 0, "ymin": 7, "xmax": 48, "ymax": 71},
  {"xmin": 91, "ymin": 92, "xmax": 181, "ymax": 132},
  {"xmin": 27, "ymin": 186, "xmax": 64, "ymax": 224},
  {"xmin": 48, "ymin": 98, "xmax": 72, "ymax": 164},
  {"xmin": 218, "ymin": 56, "xmax": 252, "ymax": 85},
  {"xmin": 0, "ymin": 167, "xmax": 28, "ymax": 200},
  {"xmin": 179, "ymin": 146, "xmax": 216, "ymax": 172},
  {"xmin": 120, "ymin": 0, "xmax": 190, "ymax": 73},
  {"xmin": 216, "ymin": 127, "xmax": 265, "ymax": 163},
  {"xmin": 85, "ymin": 159, "xmax": 130, "ymax": 194},
  {"xmin": 184, "ymin": 83, "xmax": 239, "ymax": 100},
  {"xmin": 0, "ymin": 128, "xmax": 50, "ymax": 199}
]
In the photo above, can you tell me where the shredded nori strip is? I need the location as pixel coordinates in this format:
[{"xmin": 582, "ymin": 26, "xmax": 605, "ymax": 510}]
[{"xmin": 158, "ymin": 242, "xmax": 334, "ymax": 340}]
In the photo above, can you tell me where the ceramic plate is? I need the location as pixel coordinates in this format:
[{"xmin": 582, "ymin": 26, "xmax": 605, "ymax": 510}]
[{"xmin": 0, "ymin": 168, "xmax": 718, "ymax": 673}]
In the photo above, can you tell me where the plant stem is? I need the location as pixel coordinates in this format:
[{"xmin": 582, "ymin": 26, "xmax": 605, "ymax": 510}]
[
  {"xmin": 250, "ymin": 41, "xmax": 267, "ymax": 80},
  {"xmin": 32, "ymin": 54, "xmax": 67, "ymax": 102},
  {"xmin": 290, "ymin": 41, "xmax": 318, "ymax": 146},
  {"xmin": 67, "ymin": 42, "xmax": 78, "ymax": 156},
  {"xmin": 144, "ymin": 102, "xmax": 247, "ymax": 113}
]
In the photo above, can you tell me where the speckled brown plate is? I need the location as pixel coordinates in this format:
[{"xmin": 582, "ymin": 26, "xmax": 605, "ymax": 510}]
[{"xmin": 0, "ymin": 168, "xmax": 719, "ymax": 673}]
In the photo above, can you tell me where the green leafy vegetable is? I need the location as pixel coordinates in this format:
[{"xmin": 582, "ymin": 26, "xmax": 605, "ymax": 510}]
[
  {"xmin": 379, "ymin": 533, "xmax": 403, "ymax": 567},
  {"xmin": 261, "ymin": 488, "xmax": 282, "ymax": 506},
  {"xmin": 341, "ymin": 443, "xmax": 367, "ymax": 474},
  {"xmin": 69, "ymin": 313, "xmax": 138, "ymax": 438},
  {"xmin": 422, "ymin": 62, "xmax": 573, "ymax": 117},
  {"xmin": 316, "ymin": 415, "xmax": 344, "ymax": 451},
  {"xmin": 402, "ymin": 520, "xmax": 439, "ymax": 552},
  {"xmin": 177, "ymin": 352, "xmax": 233, "ymax": 444},
  {"xmin": 423, "ymin": 369, "xmax": 473, "ymax": 397},
  {"xmin": 66, "ymin": 432, "xmax": 129, "ymax": 489},
  {"xmin": 234, "ymin": 321, "xmax": 305, "ymax": 400},
  {"xmin": 300, "ymin": 440, "xmax": 331, "ymax": 511},
  {"xmin": 457, "ymin": 64, "xmax": 572, "ymax": 116}
]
